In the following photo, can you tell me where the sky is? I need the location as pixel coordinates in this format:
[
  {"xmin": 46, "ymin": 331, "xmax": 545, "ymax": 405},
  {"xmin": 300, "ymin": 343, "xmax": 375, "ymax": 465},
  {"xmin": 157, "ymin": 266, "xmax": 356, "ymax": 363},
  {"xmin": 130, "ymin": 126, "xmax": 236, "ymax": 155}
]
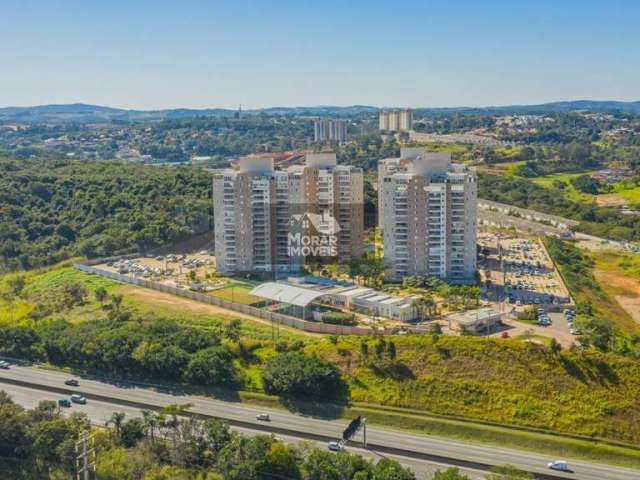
[{"xmin": 1, "ymin": 0, "xmax": 639, "ymax": 110}]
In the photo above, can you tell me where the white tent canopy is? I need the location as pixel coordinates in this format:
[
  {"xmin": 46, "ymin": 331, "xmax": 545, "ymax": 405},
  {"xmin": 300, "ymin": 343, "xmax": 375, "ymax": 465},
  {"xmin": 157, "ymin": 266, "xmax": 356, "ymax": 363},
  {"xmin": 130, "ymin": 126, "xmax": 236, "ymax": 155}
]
[{"xmin": 249, "ymin": 282, "xmax": 327, "ymax": 307}]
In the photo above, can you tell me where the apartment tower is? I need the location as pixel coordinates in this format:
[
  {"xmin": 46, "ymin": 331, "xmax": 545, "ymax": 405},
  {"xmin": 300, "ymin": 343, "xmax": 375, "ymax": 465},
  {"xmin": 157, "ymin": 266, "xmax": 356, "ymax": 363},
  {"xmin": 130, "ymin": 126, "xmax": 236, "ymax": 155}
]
[
  {"xmin": 379, "ymin": 109, "xmax": 413, "ymax": 132},
  {"xmin": 314, "ymin": 119, "xmax": 348, "ymax": 143},
  {"xmin": 380, "ymin": 148, "xmax": 477, "ymax": 283},
  {"xmin": 213, "ymin": 153, "xmax": 363, "ymax": 275}
]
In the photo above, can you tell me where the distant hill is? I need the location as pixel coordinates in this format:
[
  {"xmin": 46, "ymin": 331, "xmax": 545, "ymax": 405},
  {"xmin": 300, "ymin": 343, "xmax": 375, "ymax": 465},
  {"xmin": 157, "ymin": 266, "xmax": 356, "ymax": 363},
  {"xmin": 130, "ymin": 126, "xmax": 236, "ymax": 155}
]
[
  {"xmin": 1, "ymin": 100, "xmax": 639, "ymax": 123},
  {"xmin": 415, "ymin": 100, "xmax": 640, "ymax": 116}
]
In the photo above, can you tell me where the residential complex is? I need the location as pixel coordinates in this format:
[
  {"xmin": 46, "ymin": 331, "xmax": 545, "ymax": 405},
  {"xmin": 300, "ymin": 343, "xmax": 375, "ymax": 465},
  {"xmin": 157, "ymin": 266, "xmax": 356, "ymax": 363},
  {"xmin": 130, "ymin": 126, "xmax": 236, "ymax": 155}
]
[
  {"xmin": 379, "ymin": 109, "xmax": 413, "ymax": 132},
  {"xmin": 213, "ymin": 153, "xmax": 364, "ymax": 276},
  {"xmin": 314, "ymin": 119, "xmax": 347, "ymax": 143},
  {"xmin": 380, "ymin": 148, "xmax": 477, "ymax": 283}
]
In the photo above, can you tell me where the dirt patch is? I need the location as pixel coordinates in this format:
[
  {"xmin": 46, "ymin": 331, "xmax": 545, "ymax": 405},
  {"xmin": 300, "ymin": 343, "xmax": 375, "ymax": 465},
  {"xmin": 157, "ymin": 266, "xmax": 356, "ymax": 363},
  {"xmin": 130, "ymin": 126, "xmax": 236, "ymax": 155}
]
[
  {"xmin": 594, "ymin": 269, "xmax": 640, "ymax": 326},
  {"xmin": 118, "ymin": 285, "xmax": 316, "ymax": 336},
  {"xmin": 615, "ymin": 296, "xmax": 640, "ymax": 325},
  {"xmin": 596, "ymin": 194, "xmax": 628, "ymax": 207}
]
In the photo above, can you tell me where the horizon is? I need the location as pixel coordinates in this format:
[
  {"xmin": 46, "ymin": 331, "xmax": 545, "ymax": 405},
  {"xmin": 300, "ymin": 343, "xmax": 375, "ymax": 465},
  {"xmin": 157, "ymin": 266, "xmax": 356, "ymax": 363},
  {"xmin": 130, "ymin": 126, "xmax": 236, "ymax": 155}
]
[
  {"xmin": 1, "ymin": 0, "xmax": 639, "ymax": 110},
  {"xmin": 2, "ymin": 97, "xmax": 640, "ymax": 112}
]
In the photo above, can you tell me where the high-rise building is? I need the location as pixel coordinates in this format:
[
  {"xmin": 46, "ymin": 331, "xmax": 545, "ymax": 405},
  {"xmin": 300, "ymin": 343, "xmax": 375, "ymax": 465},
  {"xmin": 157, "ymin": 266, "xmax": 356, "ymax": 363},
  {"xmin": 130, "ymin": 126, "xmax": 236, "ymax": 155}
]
[
  {"xmin": 314, "ymin": 119, "xmax": 347, "ymax": 143},
  {"xmin": 378, "ymin": 109, "xmax": 413, "ymax": 132},
  {"xmin": 213, "ymin": 153, "xmax": 363, "ymax": 276},
  {"xmin": 380, "ymin": 148, "xmax": 477, "ymax": 283}
]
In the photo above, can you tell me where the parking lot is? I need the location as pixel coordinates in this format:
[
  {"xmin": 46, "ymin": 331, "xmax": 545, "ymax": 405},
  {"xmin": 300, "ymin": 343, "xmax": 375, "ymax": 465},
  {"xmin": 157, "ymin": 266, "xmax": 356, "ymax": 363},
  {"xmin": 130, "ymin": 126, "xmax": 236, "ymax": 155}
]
[
  {"xmin": 479, "ymin": 233, "xmax": 570, "ymax": 307},
  {"xmin": 99, "ymin": 251, "xmax": 219, "ymax": 290}
]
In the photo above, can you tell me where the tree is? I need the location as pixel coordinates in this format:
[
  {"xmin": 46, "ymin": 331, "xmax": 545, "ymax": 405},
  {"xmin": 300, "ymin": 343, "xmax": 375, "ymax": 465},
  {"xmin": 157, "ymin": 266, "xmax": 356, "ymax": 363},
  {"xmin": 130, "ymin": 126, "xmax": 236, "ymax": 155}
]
[
  {"xmin": 580, "ymin": 317, "xmax": 616, "ymax": 352},
  {"xmin": 106, "ymin": 411, "xmax": 127, "ymax": 438},
  {"xmin": 372, "ymin": 458, "xmax": 415, "ymax": 479},
  {"xmin": 224, "ymin": 318, "xmax": 242, "ymax": 342},
  {"xmin": 262, "ymin": 352, "xmax": 344, "ymax": 399},
  {"xmin": 95, "ymin": 286, "xmax": 108, "ymax": 305},
  {"xmin": 387, "ymin": 341, "xmax": 397, "ymax": 361},
  {"xmin": 485, "ymin": 465, "xmax": 534, "ymax": 480},
  {"xmin": 549, "ymin": 337, "xmax": 562, "ymax": 354},
  {"xmin": 360, "ymin": 340, "xmax": 369, "ymax": 358},
  {"xmin": 120, "ymin": 418, "xmax": 146, "ymax": 448},
  {"xmin": 7, "ymin": 275, "xmax": 25, "ymax": 297},
  {"xmin": 62, "ymin": 282, "xmax": 88, "ymax": 309},
  {"xmin": 110, "ymin": 293, "xmax": 124, "ymax": 311},
  {"xmin": 183, "ymin": 346, "xmax": 236, "ymax": 385},
  {"xmin": 216, "ymin": 435, "xmax": 275, "ymax": 480},
  {"xmin": 432, "ymin": 467, "xmax": 471, "ymax": 479}
]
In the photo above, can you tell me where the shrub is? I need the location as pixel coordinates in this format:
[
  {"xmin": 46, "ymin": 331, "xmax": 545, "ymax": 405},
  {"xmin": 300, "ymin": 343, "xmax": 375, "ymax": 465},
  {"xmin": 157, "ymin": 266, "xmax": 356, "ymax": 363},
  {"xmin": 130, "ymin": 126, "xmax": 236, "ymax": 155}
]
[{"xmin": 261, "ymin": 352, "xmax": 344, "ymax": 399}]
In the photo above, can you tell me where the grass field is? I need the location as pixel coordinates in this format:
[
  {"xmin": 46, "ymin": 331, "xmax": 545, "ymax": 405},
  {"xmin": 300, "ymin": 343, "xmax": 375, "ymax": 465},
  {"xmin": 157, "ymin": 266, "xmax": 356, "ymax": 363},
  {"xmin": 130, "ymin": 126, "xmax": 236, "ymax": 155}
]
[
  {"xmin": 208, "ymin": 284, "xmax": 262, "ymax": 305},
  {"xmin": 306, "ymin": 334, "xmax": 640, "ymax": 445},
  {"xmin": 0, "ymin": 263, "xmax": 307, "ymax": 341},
  {"xmin": 417, "ymin": 142, "xmax": 474, "ymax": 155}
]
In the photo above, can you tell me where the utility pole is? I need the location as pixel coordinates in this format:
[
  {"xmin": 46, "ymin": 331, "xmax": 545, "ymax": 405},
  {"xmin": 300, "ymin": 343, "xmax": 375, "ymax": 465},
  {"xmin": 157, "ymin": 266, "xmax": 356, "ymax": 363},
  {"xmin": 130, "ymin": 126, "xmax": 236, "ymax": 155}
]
[
  {"xmin": 362, "ymin": 417, "xmax": 367, "ymax": 448},
  {"xmin": 76, "ymin": 431, "xmax": 95, "ymax": 480}
]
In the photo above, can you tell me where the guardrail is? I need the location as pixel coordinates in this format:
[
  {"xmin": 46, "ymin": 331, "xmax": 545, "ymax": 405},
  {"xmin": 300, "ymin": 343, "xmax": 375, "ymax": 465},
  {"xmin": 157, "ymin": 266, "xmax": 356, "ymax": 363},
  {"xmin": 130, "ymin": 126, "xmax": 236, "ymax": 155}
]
[{"xmin": 74, "ymin": 262, "xmax": 429, "ymax": 336}]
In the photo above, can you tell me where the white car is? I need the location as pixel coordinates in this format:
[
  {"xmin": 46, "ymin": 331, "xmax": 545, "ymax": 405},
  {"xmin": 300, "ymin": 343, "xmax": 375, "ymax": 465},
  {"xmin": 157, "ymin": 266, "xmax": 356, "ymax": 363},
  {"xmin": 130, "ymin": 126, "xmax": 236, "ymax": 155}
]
[
  {"xmin": 70, "ymin": 394, "xmax": 87, "ymax": 404},
  {"xmin": 328, "ymin": 441, "xmax": 343, "ymax": 452},
  {"xmin": 0, "ymin": 361, "xmax": 9, "ymax": 369},
  {"xmin": 255, "ymin": 413, "xmax": 270, "ymax": 421},
  {"xmin": 548, "ymin": 460, "xmax": 570, "ymax": 471}
]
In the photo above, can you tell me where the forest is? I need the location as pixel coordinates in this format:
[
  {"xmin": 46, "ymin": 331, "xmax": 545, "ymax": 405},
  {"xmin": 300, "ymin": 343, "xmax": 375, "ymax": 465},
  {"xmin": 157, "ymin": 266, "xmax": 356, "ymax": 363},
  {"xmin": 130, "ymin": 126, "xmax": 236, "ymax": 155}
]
[{"xmin": 0, "ymin": 155, "xmax": 212, "ymax": 272}]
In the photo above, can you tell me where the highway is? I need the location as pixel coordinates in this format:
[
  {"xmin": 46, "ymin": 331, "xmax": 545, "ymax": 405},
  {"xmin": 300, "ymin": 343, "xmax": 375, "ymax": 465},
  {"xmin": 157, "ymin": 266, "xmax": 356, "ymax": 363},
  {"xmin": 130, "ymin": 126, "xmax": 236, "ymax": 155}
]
[{"xmin": 1, "ymin": 364, "xmax": 638, "ymax": 480}]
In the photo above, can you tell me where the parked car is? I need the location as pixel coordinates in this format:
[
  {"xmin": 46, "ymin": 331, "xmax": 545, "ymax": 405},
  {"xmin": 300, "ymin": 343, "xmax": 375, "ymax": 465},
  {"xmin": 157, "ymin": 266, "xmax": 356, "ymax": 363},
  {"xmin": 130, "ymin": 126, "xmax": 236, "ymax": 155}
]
[
  {"xmin": 0, "ymin": 361, "xmax": 9, "ymax": 369},
  {"xmin": 256, "ymin": 413, "xmax": 270, "ymax": 421},
  {"xmin": 58, "ymin": 399, "xmax": 71, "ymax": 408},
  {"xmin": 501, "ymin": 332, "xmax": 509, "ymax": 338},
  {"xmin": 64, "ymin": 379, "xmax": 79, "ymax": 387},
  {"xmin": 328, "ymin": 441, "xmax": 343, "ymax": 452},
  {"xmin": 70, "ymin": 394, "xmax": 87, "ymax": 404},
  {"xmin": 548, "ymin": 460, "xmax": 570, "ymax": 471}
]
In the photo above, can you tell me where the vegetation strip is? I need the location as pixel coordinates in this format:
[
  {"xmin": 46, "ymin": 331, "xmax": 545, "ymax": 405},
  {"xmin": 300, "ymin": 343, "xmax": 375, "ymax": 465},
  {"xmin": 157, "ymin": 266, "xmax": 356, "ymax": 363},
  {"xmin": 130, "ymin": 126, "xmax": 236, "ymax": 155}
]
[{"xmin": 0, "ymin": 375, "xmax": 573, "ymax": 480}]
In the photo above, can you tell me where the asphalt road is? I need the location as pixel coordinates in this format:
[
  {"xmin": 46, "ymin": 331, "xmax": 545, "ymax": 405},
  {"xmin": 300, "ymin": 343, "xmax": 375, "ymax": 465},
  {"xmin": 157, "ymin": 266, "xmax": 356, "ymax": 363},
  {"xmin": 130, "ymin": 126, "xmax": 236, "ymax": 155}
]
[{"xmin": 0, "ymin": 364, "xmax": 638, "ymax": 480}]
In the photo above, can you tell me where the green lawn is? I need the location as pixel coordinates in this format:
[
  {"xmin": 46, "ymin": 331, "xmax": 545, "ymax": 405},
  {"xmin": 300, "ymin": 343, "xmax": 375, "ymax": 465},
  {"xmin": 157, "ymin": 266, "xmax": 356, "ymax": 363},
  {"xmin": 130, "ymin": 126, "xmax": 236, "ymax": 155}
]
[
  {"xmin": 610, "ymin": 182, "xmax": 640, "ymax": 203},
  {"xmin": 529, "ymin": 171, "xmax": 600, "ymax": 202},
  {"xmin": 209, "ymin": 285, "xmax": 262, "ymax": 305}
]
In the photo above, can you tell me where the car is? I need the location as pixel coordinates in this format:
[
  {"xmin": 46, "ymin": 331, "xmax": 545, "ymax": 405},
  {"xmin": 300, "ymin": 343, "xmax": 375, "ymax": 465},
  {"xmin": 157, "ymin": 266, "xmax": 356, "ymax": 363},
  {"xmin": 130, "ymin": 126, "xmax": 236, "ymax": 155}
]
[
  {"xmin": 328, "ymin": 441, "xmax": 343, "ymax": 452},
  {"xmin": 70, "ymin": 394, "xmax": 87, "ymax": 404},
  {"xmin": 501, "ymin": 332, "xmax": 509, "ymax": 338},
  {"xmin": 548, "ymin": 460, "xmax": 570, "ymax": 471},
  {"xmin": 256, "ymin": 413, "xmax": 270, "ymax": 421},
  {"xmin": 58, "ymin": 399, "xmax": 71, "ymax": 408},
  {"xmin": 0, "ymin": 361, "xmax": 9, "ymax": 369},
  {"xmin": 64, "ymin": 379, "xmax": 79, "ymax": 387}
]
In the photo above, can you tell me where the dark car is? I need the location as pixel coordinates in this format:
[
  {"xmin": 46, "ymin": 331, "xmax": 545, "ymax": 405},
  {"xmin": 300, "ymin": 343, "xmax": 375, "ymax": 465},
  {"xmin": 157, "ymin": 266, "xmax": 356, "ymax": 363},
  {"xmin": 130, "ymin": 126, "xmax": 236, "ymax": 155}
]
[
  {"xmin": 58, "ymin": 399, "xmax": 71, "ymax": 408},
  {"xmin": 64, "ymin": 379, "xmax": 79, "ymax": 387}
]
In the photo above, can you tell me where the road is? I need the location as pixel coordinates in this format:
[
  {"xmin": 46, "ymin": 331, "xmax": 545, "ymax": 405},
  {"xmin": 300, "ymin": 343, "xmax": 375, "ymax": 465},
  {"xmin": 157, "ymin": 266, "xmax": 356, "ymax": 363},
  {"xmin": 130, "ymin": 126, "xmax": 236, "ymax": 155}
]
[{"xmin": 1, "ymin": 364, "xmax": 638, "ymax": 480}]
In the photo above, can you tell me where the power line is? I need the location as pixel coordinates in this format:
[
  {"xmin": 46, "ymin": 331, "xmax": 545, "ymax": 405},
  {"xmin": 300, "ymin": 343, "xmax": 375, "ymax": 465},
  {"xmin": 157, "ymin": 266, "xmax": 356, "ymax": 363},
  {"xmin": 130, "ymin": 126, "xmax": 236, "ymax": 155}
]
[{"xmin": 75, "ymin": 430, "xmax": 96, "ymax": 480}]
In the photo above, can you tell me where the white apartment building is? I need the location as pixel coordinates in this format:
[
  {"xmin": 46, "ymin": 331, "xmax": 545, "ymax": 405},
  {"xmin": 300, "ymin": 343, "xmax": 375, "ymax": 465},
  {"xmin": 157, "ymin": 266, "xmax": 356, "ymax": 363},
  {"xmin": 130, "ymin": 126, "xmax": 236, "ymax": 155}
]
[
  {"xmin": 379, "ymin": 109, "xmax": 413, "ymax": 132},
  {"xmin": 380, "ymin": 148, "xmax": 477, "ymax": 283},
  {"xmin": 213, "ymin": 153, "xmax": 364, "ymax": 276},
  {"xmin": 314, "ymin": 119, "xmax": 347, "ymax": 143}
]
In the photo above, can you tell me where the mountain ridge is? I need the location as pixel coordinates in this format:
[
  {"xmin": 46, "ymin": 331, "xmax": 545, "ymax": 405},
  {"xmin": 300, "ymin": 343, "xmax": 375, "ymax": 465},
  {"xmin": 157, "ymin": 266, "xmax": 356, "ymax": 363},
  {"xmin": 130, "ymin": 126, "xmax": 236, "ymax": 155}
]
[{"xmin": 1, "ymin": 100, "xmax": 639, "ymax": 123}]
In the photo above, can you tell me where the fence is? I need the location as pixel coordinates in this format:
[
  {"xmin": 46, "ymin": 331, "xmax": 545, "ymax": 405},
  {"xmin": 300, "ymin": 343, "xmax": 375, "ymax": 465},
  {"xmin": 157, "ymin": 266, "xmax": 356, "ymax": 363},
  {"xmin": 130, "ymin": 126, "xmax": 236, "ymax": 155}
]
[{"xmin": 74, "ymin": 262, "xmax": 426, "ymax": 336}]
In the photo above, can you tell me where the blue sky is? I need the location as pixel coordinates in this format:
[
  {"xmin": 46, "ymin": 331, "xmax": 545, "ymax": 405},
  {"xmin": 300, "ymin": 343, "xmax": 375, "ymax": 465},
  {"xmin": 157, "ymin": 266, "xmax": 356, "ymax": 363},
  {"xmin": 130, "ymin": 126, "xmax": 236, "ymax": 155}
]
[{"xmin": 0, "ymin": 0, "xmax": 638, "ymax": 109}]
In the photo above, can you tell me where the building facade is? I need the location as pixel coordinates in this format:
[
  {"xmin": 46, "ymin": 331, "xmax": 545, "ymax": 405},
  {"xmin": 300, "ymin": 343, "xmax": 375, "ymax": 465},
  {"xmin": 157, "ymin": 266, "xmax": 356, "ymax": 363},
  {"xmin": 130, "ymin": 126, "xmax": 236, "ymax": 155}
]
[
  {"xmin": 380, "ymin": 148, "xmax": 477, "ymax": 283},
  {"xmin": 379, "ymin": 109, "xmax": 413, "ymax": 132},
  {"xmin": 314, "ymin": 119, "xmax": 347, "ymax": 143},
  {"xmin": 213, "ymin": 153, "xmax": 363, "ymax": 276}
]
